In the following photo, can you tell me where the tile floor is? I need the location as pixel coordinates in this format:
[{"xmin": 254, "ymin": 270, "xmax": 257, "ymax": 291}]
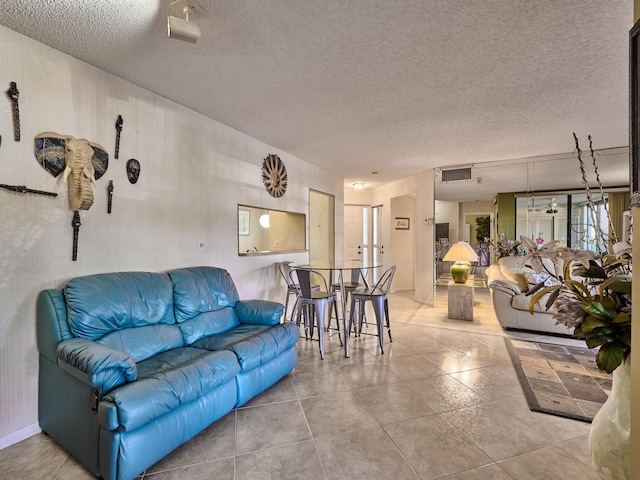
[{"xmin": 0, "ymin": 287, "xmax": 600, "ymax": 479}]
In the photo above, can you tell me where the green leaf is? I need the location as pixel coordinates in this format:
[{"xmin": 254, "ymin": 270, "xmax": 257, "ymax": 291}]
[
  {"xmin": 582, "ymin": 299, "xmax": 617, "ymax": 321},
  {"xmin": 579, "ymin": 315, "xmax": 610, "ymax": 333},
  {"xmin": 573, "ymin": 261, "xmax": 606, "ymax": 279},
  {"xmin": 527, "ymin": 286, "xmax": 560, "ymax": 314},
  {"xmin": 544, "ymin": 289, "xmax": 561, "ymax": 310},
  {"xmin": 612, "ymin": 311, "xmax": 631, "ymax": 325},
  {"xmin": 596, "ymin": 343, "xmax": 626, "ymax": 374},
  {"xmin": 585, "ymin": 336, "xmax": 607, "ymax": 349},
  {"xmin": 602, "ymin": 277, "xmax": 631, "ymax": 295}
]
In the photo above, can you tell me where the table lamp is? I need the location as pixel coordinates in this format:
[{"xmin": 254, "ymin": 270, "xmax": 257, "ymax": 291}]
[{"xmin": 442, "ymin": 241, "xmax": 479, "ymax": 283}]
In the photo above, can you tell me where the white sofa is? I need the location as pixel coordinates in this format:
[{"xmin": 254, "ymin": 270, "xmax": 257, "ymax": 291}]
[{"xmin": 485, "ymin": 256, "xmax": 573, "ymax": 335}]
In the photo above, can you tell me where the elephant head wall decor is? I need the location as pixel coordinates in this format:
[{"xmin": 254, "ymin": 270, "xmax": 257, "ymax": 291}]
[{"xmin": 34, "ymin": 132, "xmax": 108, "ymax": 210}]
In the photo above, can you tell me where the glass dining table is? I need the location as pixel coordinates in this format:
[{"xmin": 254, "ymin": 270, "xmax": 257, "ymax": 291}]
[{"xmin": 292, "ymin": 260, "xmax": 382, "ymax": 357}]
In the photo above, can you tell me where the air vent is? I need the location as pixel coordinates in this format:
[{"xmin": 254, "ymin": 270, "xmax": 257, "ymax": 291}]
[{"xmin": 441, "ymin": 167, "xmax": 472, "ymax": 183}]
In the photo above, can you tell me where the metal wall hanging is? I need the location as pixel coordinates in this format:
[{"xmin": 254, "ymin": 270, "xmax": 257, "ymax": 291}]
[
  {"xmin": 107, "ymin": 180, "xmax": 114, "ymax": 213},
  {"xmin": 261, "ymin": 154, "xmax": 287, "ymax": 197},
  {"xmin": 126, "ymin": 158, "xmax": 140, "ymax": 184},
  {"xmin": 71, "ymin": 211, "xmax": 81, "ymax": 261},
  {"xmin": 6, "ymin": 82, "xmax": 20, "ymax": 141},
  {"xmin": 0, "ymin": 183, "xmax": 57, "ymax": 197},
  {"xmin": 115, "ymin": 115, "xmax": 123, "ymax": 159}
]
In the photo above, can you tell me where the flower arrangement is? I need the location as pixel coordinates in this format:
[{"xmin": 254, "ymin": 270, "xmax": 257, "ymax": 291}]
[
  {"xmin": 522, "ymin": 236, "xmax": 631, "ymax": 373},
  {"xmin": 489, "ymin": 233, "xmax": 525, "ymax": 257},
  {"xmin": 523, "ymin": 134, "xmax": 632, "ymax": 374}
]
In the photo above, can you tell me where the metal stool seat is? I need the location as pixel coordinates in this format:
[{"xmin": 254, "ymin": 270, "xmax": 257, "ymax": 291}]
[
  {"xmin": 291, "ymin": 268, "xmax": 342, "ymax": 359},
  {"xmin": 348, "ymin": 265, "xmax": 396, "ymax": 353}
]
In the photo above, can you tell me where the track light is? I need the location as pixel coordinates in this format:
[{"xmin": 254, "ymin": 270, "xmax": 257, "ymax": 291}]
[{"xmin": 168, "ymin": 0, "xmax": 201, "ymax": 43}]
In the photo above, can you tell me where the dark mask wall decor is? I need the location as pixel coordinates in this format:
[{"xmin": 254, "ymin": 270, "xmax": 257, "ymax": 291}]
[{"xmin": 127, "ymin": 158, "xmax": 140, "ymax": 184}]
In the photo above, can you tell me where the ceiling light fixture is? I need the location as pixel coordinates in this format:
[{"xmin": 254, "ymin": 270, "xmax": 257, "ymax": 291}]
[
  {"xmin": 353, "ymin": 183, "xmax": 365, "ymax": 189},
  {"xmin": 168, "ymin": 0, "xmax": 201, "ymax": 43}
]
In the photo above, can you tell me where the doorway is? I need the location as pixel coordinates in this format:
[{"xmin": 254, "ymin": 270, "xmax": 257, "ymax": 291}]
[{"xmin": 309, "ymin": 189, "xmax": 335, "ymax": 264}]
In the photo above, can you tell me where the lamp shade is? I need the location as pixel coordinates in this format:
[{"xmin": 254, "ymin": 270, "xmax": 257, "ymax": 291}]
[
  {"xmin": 442, "ymin": 241, "xmax": 478, "ymax": 283},
  {"xmin": 442, "ymin": 241, "xmax": 479, "ymax": 262}
]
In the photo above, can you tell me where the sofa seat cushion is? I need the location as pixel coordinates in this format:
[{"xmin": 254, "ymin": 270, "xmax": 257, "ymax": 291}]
[
  {"xmin": 98, "ymin": 347, "xmax": 240, "ymax": 432},
  {"xmin": 511, "ymin": 293, "xmax": 551, "ymax": 313},
  {"xmin": 192, "ymin": 322, "xmax": 299, "ymax": 372}
]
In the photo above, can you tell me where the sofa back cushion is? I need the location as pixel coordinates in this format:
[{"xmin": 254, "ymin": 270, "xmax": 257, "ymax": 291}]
[
  {"xmin": 63, "ymin": 272, "xmax": 182, "ymax": 362},
  {"xmin": 168, "ymin": 267, "xmax": 241, "ymax": 344},
  {"xmin": 498, "ymin": 255, "xmax": 559, "ymax": 292}
]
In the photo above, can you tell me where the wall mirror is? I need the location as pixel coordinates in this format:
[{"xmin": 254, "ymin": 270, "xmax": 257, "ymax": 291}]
[{"xmin": 238, "ymin": 205, "xmax": 307, "ymax": 255}]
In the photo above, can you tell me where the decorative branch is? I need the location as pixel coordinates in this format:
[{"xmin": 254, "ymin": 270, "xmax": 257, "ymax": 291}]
[
  {"xmin": 573, "ymin": 132, "xmax": 603, "ymax": 256},
  {"xmin": 588, "ymin": 135, "xmax": 618, "ymax": 243}
]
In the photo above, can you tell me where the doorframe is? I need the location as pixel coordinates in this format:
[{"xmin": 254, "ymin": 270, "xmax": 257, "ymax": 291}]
[{"xmin": 309, "ymin": 189, "xmax": 335, "ymax": 264}]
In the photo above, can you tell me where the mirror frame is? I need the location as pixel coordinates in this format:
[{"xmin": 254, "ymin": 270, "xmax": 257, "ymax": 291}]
[{"xmin": 237, "ymin": 204, "xmax": 308, "ymax": 256}]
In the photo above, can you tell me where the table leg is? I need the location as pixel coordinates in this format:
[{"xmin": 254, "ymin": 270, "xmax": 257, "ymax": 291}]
[{"xmin": 339, "ymin": 269, "xmax": 350, "ymax": 357}]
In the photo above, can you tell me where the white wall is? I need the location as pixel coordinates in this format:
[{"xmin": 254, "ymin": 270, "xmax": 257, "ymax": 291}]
[
  {"xmin": 390, "ymin": 196, "xmax": 415, "ymax": 291},
  {"xmin": 367, "ymin": 170, "xmax": 436, "ymax": 305},
  {"xmin": 0, "ymin": 25, "xmax": 343, "ymax": 447}
]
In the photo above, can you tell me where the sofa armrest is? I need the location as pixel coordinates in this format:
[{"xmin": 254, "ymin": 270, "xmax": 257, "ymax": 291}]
[
  {"xmin": 57, "ymin": 338, "xmax": 137, "ymax": 395},
  {"xmin": 486, "ymin": 264, "xmax": 522, "ymax": 295},
  {"xmin": 488, "ymin": 278, "xmax": 522, "ymax": 296},
  {"xmin": 236, "ymin": 300, "xmax": 284, "ymax": 326}
]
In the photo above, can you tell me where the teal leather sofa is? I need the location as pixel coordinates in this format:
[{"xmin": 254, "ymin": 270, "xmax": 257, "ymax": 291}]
[{"xmin": 37, "ymin": 266, "xmax": 298, "ymax": 480}]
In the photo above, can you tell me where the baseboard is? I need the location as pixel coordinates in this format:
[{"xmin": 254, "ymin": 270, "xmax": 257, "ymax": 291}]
[{"xmin": 0, "ymin": 423, "xmax": 41, "ymax": 450}]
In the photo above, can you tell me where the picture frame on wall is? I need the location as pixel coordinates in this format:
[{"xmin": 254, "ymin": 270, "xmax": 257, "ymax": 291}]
[
  {"xmin": 630, "ymin": 18, "xmax": 640, "ymax": 206},
  {"xmin": 238, "ymin": 208, "xmax": 250, "ymax": 236},
  {"xmin": 395, "ymin": 217, "xmax": 410, "ymax": 230}
]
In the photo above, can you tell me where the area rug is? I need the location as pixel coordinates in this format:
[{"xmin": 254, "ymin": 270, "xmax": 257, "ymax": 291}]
[{"xmin": 504, "ymin": 338, "xmax": 612, "ymax": 423}]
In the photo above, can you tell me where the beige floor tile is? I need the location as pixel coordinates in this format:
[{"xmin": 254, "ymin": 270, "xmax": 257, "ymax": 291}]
[
  {"xmin": 450, "ymin": 364, "xmax": 525, "ymax": 401},
  {"xmin": 405, "ymin": 373, "xmax": 489, "ymax": 412},
  {"xmin": 236, "ymin": 440, "xmax": 326, "ymax": 480},
  {"xmin": 556, "ymin": 434, "xmax": 596, "ymax": 470},
  {"xmin": 382, "ymin": 353, "xmax": 446, "ymax": 380},
  {"xmin": 335, "ymin": 361, "xmax": 403, "ymax": 389},
  {"xmin": 424, "ymin": 348, "xmax": 487, "ymax": 373},
  {"xmin": 442, "ymin": 398, "xmax": 591, "ymax": 460},
  {"xmin": 440, "ymin": 462, "xmax": 514, "ymax": 480},
  {"xmin": 356, "ymin": 382, "xmax": 437, "ymax": 425},
  {"xmin": 291, "ymin": 364, "xmax": 353, "ymax": 398},
  {"xmin": 0, "ymin": 435, "xmax": 77, "ymax": 479},
  {"xmin": 315, "ymin": 427, "xmax": 420, "ymax": 480},
  {"xmin": 384, "ymin": 415, "xmax": 493, "ymax": 479},
  {"xmin": 147, "ymin": 412, "xmax": 236, "ymax": 472},
  {"xmin": 498, "ymin": 445, "xmax": 600, "ymax": 479},
  {"xmin": 240, "ymin": 374, "xmax": 297, "ymax": 407},
  {"xmin": 142, "ymin": 457, "xmax": 235, "ymax": 479},
  {"xmin": 383, "ymin": 334, "xmax": 447, "ymax": 354},
  {"xmin": 301, "ymin": 390, "xmax": 379, "ymax": 438},
  {"xmin": 236, "ymin": 400, "xmax": 311, "ymax": 454},
  {"xmin": 52, "ymin": 457, "xmax": 98, "ymax": 480}
]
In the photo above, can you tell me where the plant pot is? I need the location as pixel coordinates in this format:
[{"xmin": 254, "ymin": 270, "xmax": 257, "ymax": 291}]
[{"xmin": 589, "ymin": 357, "xmax": 630, "ymax": 479}]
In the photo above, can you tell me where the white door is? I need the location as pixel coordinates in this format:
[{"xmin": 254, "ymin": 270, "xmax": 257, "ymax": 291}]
[{"xmin": 344, "ymin": 205, "xmax": 370, "ymax": 262}]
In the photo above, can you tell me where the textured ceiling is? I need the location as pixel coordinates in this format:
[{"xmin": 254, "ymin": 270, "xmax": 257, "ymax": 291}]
[{"xmin": 0, "ymin": 0, "xmax": 633, "ymax": 197}]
